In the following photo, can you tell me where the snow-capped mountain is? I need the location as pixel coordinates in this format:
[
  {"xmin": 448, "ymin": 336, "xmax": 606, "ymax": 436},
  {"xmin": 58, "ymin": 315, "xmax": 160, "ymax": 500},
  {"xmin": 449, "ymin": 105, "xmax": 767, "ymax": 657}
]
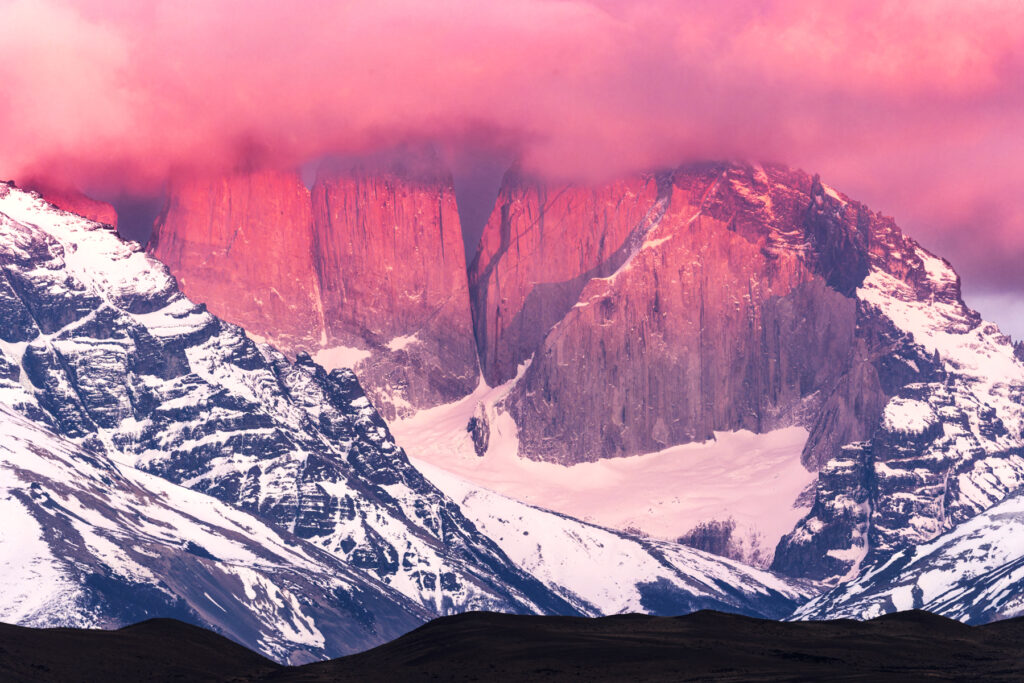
[
  {"xmin": 0, "ymin": 180, "xmax": 818, "ymax": 661},
  {"xmin": 0, "ymin": 180, "xmax": 574, "ymax": 621},
  {"xmin": 465, "ymin": 163, "xmax": 1024, "ymax": 584},
  {"xmin": 141, "ymin": 160, "xmax": 1024, "ymax": 592},
  {"xmin": 0, "ymin": 402, "xmax": 425, "ymax": 664},
  {"xmin": 793, "ymin": 490, "xmax": 1024, "ymax": 623}
]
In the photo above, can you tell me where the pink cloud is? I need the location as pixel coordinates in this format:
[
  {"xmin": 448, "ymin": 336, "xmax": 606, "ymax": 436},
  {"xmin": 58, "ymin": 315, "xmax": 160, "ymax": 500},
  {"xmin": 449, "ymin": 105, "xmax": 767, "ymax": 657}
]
[{"xmin": 1, "ymin": 0, "xmax": 1023, "ymax": 310}]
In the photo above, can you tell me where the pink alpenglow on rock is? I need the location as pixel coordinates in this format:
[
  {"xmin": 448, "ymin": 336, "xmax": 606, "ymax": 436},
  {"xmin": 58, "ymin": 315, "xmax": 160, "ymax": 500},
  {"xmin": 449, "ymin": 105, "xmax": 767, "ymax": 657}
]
[{"xmin": 149, "ymin": 160, "xmax": 479, "ymax": 420}]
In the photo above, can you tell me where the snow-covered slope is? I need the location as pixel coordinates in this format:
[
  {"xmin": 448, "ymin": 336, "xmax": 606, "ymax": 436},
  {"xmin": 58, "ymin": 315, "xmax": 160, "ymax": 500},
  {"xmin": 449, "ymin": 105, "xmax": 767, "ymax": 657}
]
[
  {"xmin": 416, "ymin": 461, "xmax": 817, "ymax": 619},
  {"xmin": 793, "ymin": 490, "xmax": 1024, "ymax": 623},
  {"xmin": 0, "ymin": 403, "xmax": 425, "ymax": 664},
  {"xmin": 395, "ymin": 380, "xmax": 814, "ymax": 567},
  {"xmin": 0, "ymin": 181, "xmax": 574, "ymax": 626}
]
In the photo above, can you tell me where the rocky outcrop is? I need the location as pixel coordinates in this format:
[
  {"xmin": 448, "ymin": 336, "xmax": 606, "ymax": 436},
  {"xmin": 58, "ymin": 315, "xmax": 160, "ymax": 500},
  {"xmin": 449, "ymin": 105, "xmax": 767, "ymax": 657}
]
[
  {"xmin": 310, "ymin": 163, "xmax": 479, "ymax": 420},
  {"xmin": 148, "ymin": 170, "xmax": 322, "ymax": 352},
  {"xmin": 148, "ymin": 162, "xmax": 479, "ymax": 420}
]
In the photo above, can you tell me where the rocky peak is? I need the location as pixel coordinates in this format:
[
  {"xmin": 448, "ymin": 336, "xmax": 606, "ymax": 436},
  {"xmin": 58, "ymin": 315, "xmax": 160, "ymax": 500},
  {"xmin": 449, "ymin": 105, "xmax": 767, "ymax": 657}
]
[{"xmin": 148, "ymin": 169, "xmax": 322, "ymax": 351}]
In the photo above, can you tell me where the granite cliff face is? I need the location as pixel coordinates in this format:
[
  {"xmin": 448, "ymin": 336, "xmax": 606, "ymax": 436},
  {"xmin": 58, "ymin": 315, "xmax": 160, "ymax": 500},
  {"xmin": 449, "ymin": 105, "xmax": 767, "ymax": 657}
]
[
  {"xmin": 466, "ymin": 162, "xmax": 1024, "ymax": 582},
  {"xmin": 469, "ymin": 172, "xmax": 663, "ymax": 386},
  {"xmin": 149, "ymin": 170, "xmax": 322, "ymax": 352},
  {"xmin": 310, "ymin": 165, "xmax": 479, "ymax": 420},
  {"xmin": 149, "ymin": 163, "xmax": 479, "ymax": 420}
]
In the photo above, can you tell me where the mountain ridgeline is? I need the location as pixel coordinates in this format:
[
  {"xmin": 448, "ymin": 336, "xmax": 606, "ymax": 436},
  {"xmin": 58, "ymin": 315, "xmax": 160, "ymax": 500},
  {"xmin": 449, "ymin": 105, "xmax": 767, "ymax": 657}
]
[
  {"xmin": 148, "ymin": 160, "xmax": 1024, "ymax": 586},
  {"xmin": 4, "ymin": 150, "xmax": 1024, "ymax": 663},
  {"xmin": 0, "ymin": 180, "xmax": 814, "ymax": 663}
]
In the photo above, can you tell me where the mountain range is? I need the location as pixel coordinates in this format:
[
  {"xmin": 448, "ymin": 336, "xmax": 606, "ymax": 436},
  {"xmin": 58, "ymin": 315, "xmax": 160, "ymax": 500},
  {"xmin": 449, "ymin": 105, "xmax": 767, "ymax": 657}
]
[{"xmin": 2, "ymin": 152, "xmax": 1024, "ymax": 664}]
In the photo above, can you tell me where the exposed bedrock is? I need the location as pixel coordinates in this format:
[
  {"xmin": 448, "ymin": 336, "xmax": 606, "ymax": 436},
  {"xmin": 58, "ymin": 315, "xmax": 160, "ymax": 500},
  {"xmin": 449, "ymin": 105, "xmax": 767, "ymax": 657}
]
[{"xmin": 149, "ymin": 160, "xmax": 479, "ymax": 420}]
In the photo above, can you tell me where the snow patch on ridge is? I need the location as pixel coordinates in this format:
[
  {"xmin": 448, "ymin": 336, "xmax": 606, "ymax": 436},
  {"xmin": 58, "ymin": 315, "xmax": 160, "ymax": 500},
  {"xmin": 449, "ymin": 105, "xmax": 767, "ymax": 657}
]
[
  {"xmin": 882, "ymin": 397, "xmax": 937, "ymax": 435},
  {"xmin": 312, "ymin": 344, "xmax": 371, "ymax": 370}
]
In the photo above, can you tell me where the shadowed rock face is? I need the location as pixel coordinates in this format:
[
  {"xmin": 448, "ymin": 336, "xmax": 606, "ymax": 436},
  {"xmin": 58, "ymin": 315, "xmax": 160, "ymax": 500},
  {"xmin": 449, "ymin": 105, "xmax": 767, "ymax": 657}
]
[
  {"xmin": 148, "ymin": 163, "xmax": 479, "ymax": 420},
  {"xmin": 472, "ymin": 164, "xmax": 874, "ymax": 465},
  {"xmin": 469, "ymin": 172, "xmax": 663, "ymax": 386}
]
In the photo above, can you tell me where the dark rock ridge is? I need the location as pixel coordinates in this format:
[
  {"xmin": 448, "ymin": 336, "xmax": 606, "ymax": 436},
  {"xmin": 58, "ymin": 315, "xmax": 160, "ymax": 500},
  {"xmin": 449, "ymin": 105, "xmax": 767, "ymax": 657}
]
[
  {"xmin": 148, "ymin": 158, "xmax": 479, "ymax": 421},
  {"xmin": 0, "ymin": 618, "xmax": 278, "ymax": 682},
  {"xmin": 290, "ymin": 610, "xmax": 1024, "ymax": 682}
]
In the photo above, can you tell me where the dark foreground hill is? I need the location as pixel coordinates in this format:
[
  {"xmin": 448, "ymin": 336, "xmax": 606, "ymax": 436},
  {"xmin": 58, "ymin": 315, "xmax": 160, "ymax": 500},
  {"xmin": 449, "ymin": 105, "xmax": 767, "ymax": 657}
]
[
  {"xmin": 4, "ymin": 610, "xmax": 1024, "ymax": 682},
  {"xmin": 0, "ymin": 618, "xmax": 277, "ymax": 681}
]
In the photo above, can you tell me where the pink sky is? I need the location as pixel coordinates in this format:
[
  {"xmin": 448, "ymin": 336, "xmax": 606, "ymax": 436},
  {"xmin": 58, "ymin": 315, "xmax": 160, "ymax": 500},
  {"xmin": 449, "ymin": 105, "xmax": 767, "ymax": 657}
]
[{"xmin": 1, "ymin": 0, "xmax": 1022, "ymax": 331}]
